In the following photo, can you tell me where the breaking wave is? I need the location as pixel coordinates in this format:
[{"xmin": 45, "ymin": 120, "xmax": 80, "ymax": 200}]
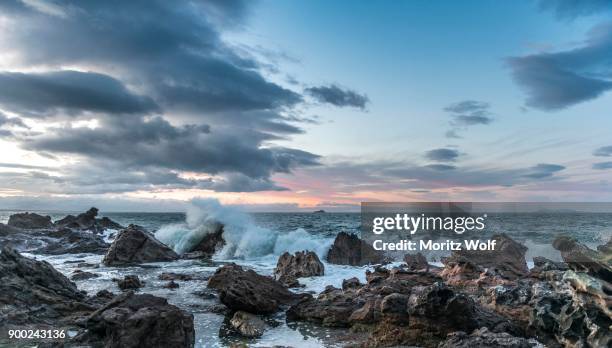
[{"xmin": 155, "ymin": 198, "xmax": 333, "ymax": 260}]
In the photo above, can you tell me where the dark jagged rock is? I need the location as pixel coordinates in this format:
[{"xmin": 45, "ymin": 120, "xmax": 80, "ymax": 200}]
[
  {"xmin": 0, "ymin": 247, "xmax": 95, "ymax": 328},
  {"xmin": 207, "ymin": 263, "xmax": 301, "ymax": 314},
  {"xmin": 553, "ymin": 235, "xmax": 612, "ymax": 282},
  {"xmin": 529, "ymin": 271, "xmax": 611, "ymax": 348},
  {"xmin": 36, "ymin": 227, "xmax": 109, "ymax": 254},
  {"xmin": 326, "ymin": 232, "xmax": 385, "ymax": 266},
  {"xmin": 74, "ymin": 292, "xmax": 194, "ymax": 348},
  {"xmin": 342, "ymin": 277, "xmax": 362, "ymax": 290},
  {"xmin": 116, "ymin": 275, "xmax": 142, "ymax": 290},
  {"xmin": 159, "ymin": 272, "xmax": 195, "ymax": 281},
  {"xmin": 164, "ymin": 280, "xmax": 180, "ymax": 289},
  {"xmin": 71, "ymin": 270, "xmax": 99, "ymax": 280},
  {"xmin": 275, "ymin": 250, "xmax": 324, "ymax": 287},
  {"xmin": 438, "ymin": 328, "xmax": 536, "ymax": 348},
  {"xmin": 287, "ymin": 285, "xmax": 363, "ymax": 327},
  {"xmin": 0, "ymin": 223, "xmax": 19, "ymax": 236},
  {"xmin": 443, "ymin": 233, "xmax": 528, "ymax": 280},
  {"xmin": 7, "ymin": 212, "xmax": 53, "ymax": 229},
  {"xmin": 404, "ymin": 252, "xmax": 429, "ymax": 271},
  {"xmin": 229, "ymin": 311, "xmax": 266, "ymax": 338},
  {"xmin": 102, "ymin": 224, "xmax": 178, "ymax": 266},
  {"xmin": 189, "ymin": 221, "xmax": 225, "ymax": 254},
  {"xmin": 55, "ymin": 207, "xmax": 123, "ymax": 232}
]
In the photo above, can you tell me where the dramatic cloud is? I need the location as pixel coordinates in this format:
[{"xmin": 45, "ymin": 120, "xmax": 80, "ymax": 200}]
[
  {"xmin": 306, "ymin": 85, "xmax": 369, "ymax": 109},
  {"xmin": 0, "ymin": 0, "xmax": 335, "ymax": 193},
  {"xmin": 538, "ymin": 0, "xmax": 612, "ymax": 20},
  {"xmin": 425, "ymin": 148, "xmax": 460, "ymax": 162},
  {"xmin": 593, "ymin": 161, "xmax": 612, "ymax": 170},
  {"xmin": 594, "ymin": 145, "xmax": 612, "ymax": 157},
  {"xmin": 0, "ymin": 71, "xmax": 159, "ymax": 117},
  {"xmin": 508, "ymin": 23, "xmax": 612, "ymax": 110}
]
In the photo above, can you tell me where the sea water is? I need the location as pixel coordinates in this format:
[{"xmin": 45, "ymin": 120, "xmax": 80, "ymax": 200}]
[{"xmin": 3, "ymin": 200, "xmax": 611, "ymax": 347}]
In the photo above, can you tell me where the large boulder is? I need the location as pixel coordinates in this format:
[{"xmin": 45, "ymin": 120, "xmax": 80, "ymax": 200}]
[
  {"xmin": 326, "ymin": 232, "xmax": 385, "ymax": 266},
  {"xmin": 190, "ymin": 221, "xmax": 225, "ymax": 254},
  {"xmin": 274, "ymin": 250, "xmax": 324, "ymax": 287},
  {"xmin": 442, "ymin": 234, "xmax": 528, "ymax": 280},
  {"xmin": 287, "ymin": 285, "xmax": 364, "ymax": 327},
  {"xmin": 7, "ymin": 212, "xmax": 53, "ymax": 229},
  {"xmin": 553, "ymin": 235, "xmax": 611, "ymax": 282},
  {"xmin": 0, "ymin": 247, "xmax": 95, "ymax": 328},
  {"xmin": 75, "ymin": 292, "xmax": 194, "ymax": 348},
  {"xmin": 36, "ymin": 228, "xmax": 109, "ymax": 254},
  {"xmin": 102, "ymin": 225, "xmax": 178, "ymax": 266},
  {"xmin": 207, "ymin": 263, "xmax": 301, "ymax": 314}
]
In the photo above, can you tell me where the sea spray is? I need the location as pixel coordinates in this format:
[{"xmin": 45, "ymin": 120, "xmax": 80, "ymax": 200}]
[{"xmin": 155, "ymin": 198, "xmax": 333, "ymax": 260}]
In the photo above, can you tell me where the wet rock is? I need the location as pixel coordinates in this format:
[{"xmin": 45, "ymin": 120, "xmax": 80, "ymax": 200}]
[
  {"xmin": 380, "ymin": 293, "xmax": 410, "ymax": 324},
  {"xmin": 439, "ymin": 328, "xmax": 537, "ymax": 348},
  {"xmin": 159, "ymin": 272, "xmax": 195, "ymax": 281},
  {"xmin": 189, "ymin": 221, "xmax": 225, "ymax": 254},
  {"xmin": 207, "ymin": 263, "xmax": 301, "ymax": 314},
  {"xmin": 0, "ymin": 247, "xmax": 95, "ymax": 328},
  {"xmin": 443, "ymin": 234, "xmax": 528, "ymax": 280},
  {"xmin": 164, "ymin": 280, "xmax": 180, "ymax": 289},
  {"xmin": 116, "ymin": 275, "xmax": 142, "ymax": 290},
  {"xmin": 275, "ymin": 250, "xmax": 324, "ymax": 287},
  {"xmin": 342, "ymin": 277, "xmax": 362, "ymax": 290},
  {"xmin": 348, "ymin": 297, "xmax": 382, "ymax": 325},
  {"xmin": 71, "ymin": 270, "xmax": 99, "ymax": 281},
  {"xmin": 553, "ymin": 235, "xmax": 612, "ymax": 282},
  {"xmin": 326, "ymin": 231, "xmax": 385, "ymax": 266},
  {"xmin": 597, "ymin": 236, "xmax": 612, "ymax": 254},
  {"xmin": 404, "ymin": 252, "xmax": 429, "ymax": 271},
  {"xmin": 230, "ymin": 311, "xmax": 266, "ymax": 338},
  {"xmin": 7, "ymin": 212, "xmax": 53, "ymax": 229},
  {"xmin": 75, "ymin": 291, "xmax": 194, "ymax": 348},
  {"xmin": 102, "ymin": 224, "xmax": 178, "ymax": 266},
  {"xmin": 55, "ymin": 207, "xmax": 123, "ymax": 232},
  {"xmin": 36, "ymin": 227, "xmax": 109, "ymax": 254},
  {"xmin": 287, "ymin": 286, "xmax": 363, "ymax": 327}
]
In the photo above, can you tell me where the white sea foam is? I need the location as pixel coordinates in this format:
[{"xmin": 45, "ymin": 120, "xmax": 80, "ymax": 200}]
[{"xmin": 156, "ymin": 198, "xmax": 334, "ymax": 261}]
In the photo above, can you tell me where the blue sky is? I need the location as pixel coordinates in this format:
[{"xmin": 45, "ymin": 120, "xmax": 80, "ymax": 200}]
[{"xmin": 0, "ymin": 0, "xmax": 611, "ymax": 211}]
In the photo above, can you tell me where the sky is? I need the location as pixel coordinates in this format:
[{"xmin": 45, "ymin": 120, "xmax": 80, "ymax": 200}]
[{"xmin": 0, "ymin": 0, "xmax": 611, "ymax": 212}]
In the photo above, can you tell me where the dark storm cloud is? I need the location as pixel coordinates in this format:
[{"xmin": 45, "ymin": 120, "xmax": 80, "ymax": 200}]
[
  {"xmin": 0, "ymin": 0, "xmax": 334, "ymax": 193},
  {"xmin": 593, "ymin": 161, "xmax": 612, "ymax": 170},
  {"xmin": 0, "ymin": 71, "xmax": 158, "ymax": 117},
  {"xmin": 594, "ymin": 145, "xmax": 612, "ymax": 157},
  {"xmin": 507, "ymin": 23, "xmax": 612, "ymax": 110},
  {"xmin": 305, "ymin": 85, "xmax": 369, "ymax": 110},
  {"xmin": 424, "ymin": 148, "xmax": 460, "ymax": 162},
  {"xmin": 538, "ymin": 0, "xmax": 612, "ymax": 20}
]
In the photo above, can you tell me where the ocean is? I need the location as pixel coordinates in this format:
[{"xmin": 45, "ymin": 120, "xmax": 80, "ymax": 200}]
[{"xmin": 1, "ymin": 201, "xmax": 611, "ymax": 347}]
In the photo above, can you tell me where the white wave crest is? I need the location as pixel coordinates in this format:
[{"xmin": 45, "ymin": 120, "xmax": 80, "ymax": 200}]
[{"xmin": 155, "ymin": 198, "xmax": 333, "ymax": 260}]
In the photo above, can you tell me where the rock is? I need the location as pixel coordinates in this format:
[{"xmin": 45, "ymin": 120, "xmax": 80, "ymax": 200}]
[
  {"xmin": 438, "ymin": 328, "xmax": 537, "ymax": 348},
  {"xmin": 0, "ymin": 247, "xmax": 95, "ymax": 328},
  {"xmin": 55, "ymin": 207, "xmax": 123, "ymax": 232},
  {"xmin": 443, "ymin": 234, "xmax": 528, "ymax": 280},
  {"xmin": 208, "ymin": 263, "xmax": 301, "ymax": 314},
  {"xmin": 597, "ymin": 236, "xmax": 612, "ymax": 254},
  {"xmin": 0, "ymin": 223, "xmax": 19, "ymax": 236},
  {"xmin": 230, "ymin": 311, "xmax": 266, "ymax": 338},
  {"xmin": 102, "ymin": 224, "xmax": 178, "ymax": 266},
  {"xmin": 287, "ymin": 286, "xmax": 363, "ymax": 327},
  {"xmin": 75, "ymin": 291, "xmax": 194, "ymax": 348},
  {"xmin": 71, "ymin": 270, "xmax": 99, "ymax": 280},
  {"xmin": 189, "ymin": 221, "xmax": 225, "ymax": 254},
  {"xmin": 164, "ymin": 280, "xmax": 180, "ymax": 289},
  {"xmin": 275, "ymin": 250, "xmax": 324, "ymax": 286},
  {"xmin": 326, "ymin": 232, "xmax": 385, "ymax": 266},
  {"xmin": 36, "ymin": 228, "xmax": 109, "ymax": 254},
  {"xmin": 528, "ymin": 273, "xmax": 611, "ymax": 348},
  {"xmin": 532, "ymin": 256, "xmax": 568, "ymax": 271},
  {"xmin": 379, "ymin": 293, "xmax": 410, "ymax": 324},
  {"xmin": 553, "ymin": 235, "xmax": 612, "ymax": 282},
  {"xmin": 7, "ymin": 212, "xmax": 53, "ymax": 229},
  {"xmin": 159, "ymin": 272, "xmax": 195, "ymax": 281},
  {"xmin": 404, "ymin": 252, "xmax": 429, "ymax": 271},
  {"xmin": 116, "ymin": 275, "xmax": 142, "ymax": 290},
  {"xmin": 342, "ymin": 277, "xmax": 362, "ymax": 290}
]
